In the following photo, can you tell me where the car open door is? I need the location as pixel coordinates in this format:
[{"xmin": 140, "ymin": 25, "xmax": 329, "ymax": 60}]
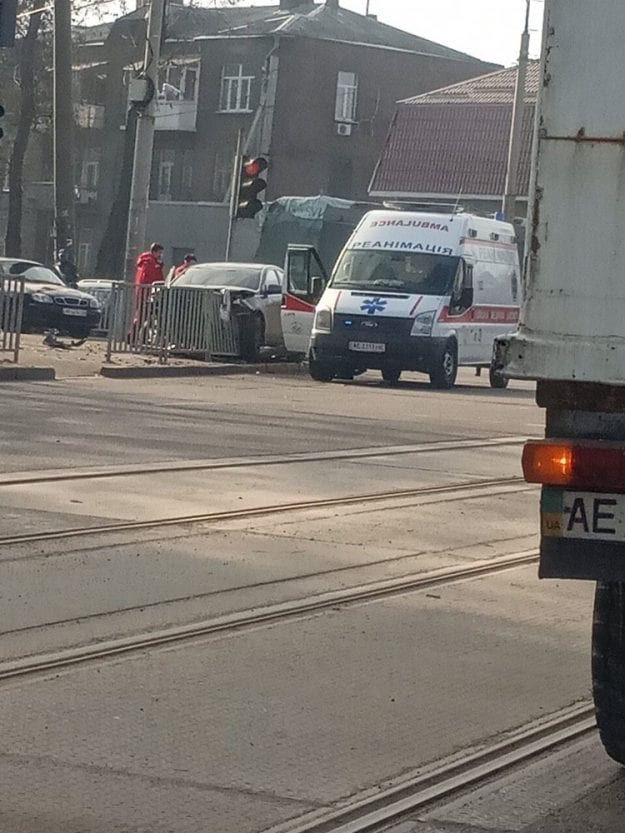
[{"xmin": 281, "ymin": 245, "xmax": 328, "ymax": 357}]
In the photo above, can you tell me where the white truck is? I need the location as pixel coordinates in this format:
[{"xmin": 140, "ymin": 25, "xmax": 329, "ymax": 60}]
[
  {"xmin": 500, "ymin": 0, "xmax": 625, "ymax": 764},
  {"xmin": 284, "ymin": 210, "xmax": 521, "ymax": 388}
]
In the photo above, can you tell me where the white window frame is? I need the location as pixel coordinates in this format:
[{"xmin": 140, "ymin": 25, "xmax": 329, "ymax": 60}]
[
  {"xmin": 219, "ymin": 64, "xmax": 254, "ymax": 113},
  {"xmin": 77, "ymin": 242, "xmax": 91, "ymax": 272},
  {"xmin": 158, "ymin": 161, "xmax": 174, "ymax": 201},
  {"xmin": 82, "ymin": 161, "xmax": 99, "ymax": 190},
  {"xmin": 335, "ymin": 71, "xmax": 358, "ymax": 123},
  {"xmin": 159, "ymin": 63, "xmax": 200, "ymax": 103}
]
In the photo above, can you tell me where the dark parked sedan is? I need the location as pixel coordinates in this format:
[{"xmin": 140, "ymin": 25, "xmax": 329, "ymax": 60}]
[{"xmin": 0, "ymin": 258, "xmax": 101, "ymax": 339}]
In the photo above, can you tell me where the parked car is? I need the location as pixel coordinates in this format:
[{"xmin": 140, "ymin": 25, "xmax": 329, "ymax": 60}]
[
  {"xmin": 77, "ymin": 278, "xmax": 115, "ymax": 333},
  {"xmin": 0, "ymin": 258, "xmax": 101, "ymax": 339},
  {"xmin": 173, "ymin": 262, "xmax": 285, "ymax": 361}
]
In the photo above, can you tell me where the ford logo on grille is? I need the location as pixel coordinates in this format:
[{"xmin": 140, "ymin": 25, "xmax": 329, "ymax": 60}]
[{"xmin": 361, "ymin": 320, "xmax": 378, "ymax": 328}]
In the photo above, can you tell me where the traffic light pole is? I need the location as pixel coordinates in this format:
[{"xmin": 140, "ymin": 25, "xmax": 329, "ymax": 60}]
[
  {"xmin": 225, "ymin": 128, "xmax": 243, "ymax": 262},
  {"xmin": 53, "ymin": 0, "xmax": 75, "ymax": 259},
  {"xmin": 124, "ymin": 0, "xmax": 166, "ymax": 283}
]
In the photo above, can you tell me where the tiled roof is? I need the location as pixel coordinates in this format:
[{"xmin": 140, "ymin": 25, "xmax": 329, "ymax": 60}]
[
  {"xmin": 370, "ymin": 101, "xmax": 535, "ymax": 198},
  {"xmin": 401, "ymin": 61, "xmax": 540, "ymax": 105},
  {"xmin": 118, "ymin": 2, "xmax": 486, "ymax": 61}
]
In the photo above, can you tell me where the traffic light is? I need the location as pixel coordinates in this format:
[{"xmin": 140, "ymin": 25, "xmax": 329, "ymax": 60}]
[
  {"xmin": 0, "ymin": 104, "xmax": 4, "ymax": 141},
  {"xmin": 236, "ymin": 157, "xmax": 267, "ymax": 219},
  {"xmin": 0, "ymin": 0, "xmax": 18, "ymax": 48}
]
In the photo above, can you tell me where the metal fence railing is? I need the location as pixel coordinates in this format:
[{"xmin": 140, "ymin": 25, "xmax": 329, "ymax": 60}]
[
  {"xmin": 0, "ymin": 276, "xmax": 25, "ymax": 363},
  {"xmin": 105, "ymin": 282, "xmax": 240, "ymax": 363}
]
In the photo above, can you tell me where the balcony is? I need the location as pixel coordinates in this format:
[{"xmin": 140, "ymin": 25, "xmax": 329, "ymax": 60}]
[
  {"xmin": 75, "ymin": 103, "xmax": 105, "ymax": 130},
  {"xmin": 154, "ymin": 98, "xmax": 198, "ymax": 132}
]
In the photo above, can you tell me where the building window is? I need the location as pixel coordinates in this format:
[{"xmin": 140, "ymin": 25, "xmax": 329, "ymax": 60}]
[
  {"xmin": 335, "ymin": 71, "xmax": 358, "ymax": 123},
  {"xmin": 159, "ymin": 63, "xmax": 200, "ymax": 102},
  {"xmin": 158, "ymin": 161, "xmax": 174, "ymax": 201},
  {"xmin": 77, "ymin": 242, "xmax": 91, "ymax": 272},
  {"xmin": 82, "ymin": 161, "xmax": 99, "ymax": 190},
  {"xmin": 212, "ymin": 151, "xmax": 232, "ymax": 200},
  {"xmin": 219, "ymin": 64, "xmax": 254, "ymax": 113},
  {"xmin": 181, "ymin": 160, "xmax": 193, "ymax": 200}
]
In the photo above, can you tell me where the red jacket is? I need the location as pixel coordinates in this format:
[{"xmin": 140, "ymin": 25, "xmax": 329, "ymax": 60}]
[{"xmin": 135, "ymin": 252, "xmax": 164, "ymax": 286}]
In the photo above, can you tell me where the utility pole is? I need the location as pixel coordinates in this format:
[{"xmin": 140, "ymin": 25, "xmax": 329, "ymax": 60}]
[
  {"xmin": 224, "ymin": 128, "xmax": 243, "ymax": 262},
  {"xmin": 502, "ymin": 0, "xmax": 531, "ymax": 223},
  {"xmin": 124, "ymin": 0, "xmax": 166, "ymax": 282},
  {"xmin": 53, "ymin": 0, "xmax": 75, "ymax": 259}
]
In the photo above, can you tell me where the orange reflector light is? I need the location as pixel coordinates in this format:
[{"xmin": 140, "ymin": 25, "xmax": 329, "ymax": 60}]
[
  {"xmin": 523, "ymin": 442, "xmax": 574, "ymax": 486},
  {"xmin": 523, "ymin": 440, "xmax": 625, "ymax": 491}
]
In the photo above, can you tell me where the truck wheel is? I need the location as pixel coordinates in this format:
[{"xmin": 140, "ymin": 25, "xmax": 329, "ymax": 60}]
[
  {"xmin": 489, "ymin": 362, "xmax": 509, "ymax": 389},
  {"xmin": 309, "ymin": 358, "xmax": 335, "ymax": 383},
  {"xmin": 382, "ymin": 368, "xmax": 402, "ymax": 385},
  {"xmin": 593, "ymin": 581, "xmax": 625, "ymax": 765},
  {"xmin": 429, "ymin": 341, "xmax": 458, "ymax": 389}
]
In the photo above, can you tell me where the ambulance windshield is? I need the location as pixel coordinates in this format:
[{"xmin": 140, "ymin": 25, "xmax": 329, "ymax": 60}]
[{"xmin": 331, "ymin": 250, "xmax": 459, "ymax": 295}]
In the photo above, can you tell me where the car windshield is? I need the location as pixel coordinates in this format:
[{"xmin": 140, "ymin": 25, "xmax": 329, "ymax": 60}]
[
  {"xmin": 176, "ymin": 265, "xmax": 262, "ymax": 290},
  {"xmin": 331, "ymin": 251, "xmax": 459, "ymax": 295},
  {"xmin": 6, "ymin": 262, "xmax": 65, "ymax": 286}
]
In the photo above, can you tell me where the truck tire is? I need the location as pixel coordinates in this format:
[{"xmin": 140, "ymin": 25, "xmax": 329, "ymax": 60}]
[
  {"xmin": 429, "ymin": 341, "xmax": 458, "ymax": 389},
  {"xmin": 382, "ymin": 368, "xmax": 402, "ymax": 385},
  {"xmin": 489, "ymin": 361, "xmax": 509, "ymax": 389},
  {"xmin": 592, "ymin": 581, "xmax": 625, "ymax": 765},
  {"xmin": 309, "ymin": 358, "xmax": 335, "ymax": 383}
]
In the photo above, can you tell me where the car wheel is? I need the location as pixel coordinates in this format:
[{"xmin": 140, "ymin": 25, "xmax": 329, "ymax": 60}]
[
  {"xmin": 429, "ymin": 340, "xmax": 458, "ymax": 389},
  {"xmin": 382, "ymin": 368, "xmax": 402, "ymax": 385},
  {"xmin": 593, "ymin": 582, "xmax": 625, "ymax": 765},
  {"xmin": 309, "ymin": 357, "xmax": 335, "ymax": 382},
  {"xmin": 240, "ymin": 314, "xmax": 264, "ymax": 363}
]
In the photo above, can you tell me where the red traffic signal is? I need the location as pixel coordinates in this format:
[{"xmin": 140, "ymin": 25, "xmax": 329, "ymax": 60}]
[
  {"xmin": 237, "ymin": 156, "xmax": 268, "ymax": 220},
  {"xmin": 243, "ymin": 158, "xmax": 268, "ymax": 178}
]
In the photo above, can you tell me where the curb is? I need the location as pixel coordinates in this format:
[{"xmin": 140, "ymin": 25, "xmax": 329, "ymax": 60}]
[
  {"xmin": 100, "ymin": 362, "xmax": 308, "ymax": 380},
  {"xmin": 0, "ymin": 366, "xmax": 56, "ymax": 382}
]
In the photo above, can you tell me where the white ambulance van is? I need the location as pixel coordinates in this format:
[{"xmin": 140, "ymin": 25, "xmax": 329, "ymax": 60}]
[{"xmin": 283, "ymin": 209, "xmax": 521, "ymax": 388}]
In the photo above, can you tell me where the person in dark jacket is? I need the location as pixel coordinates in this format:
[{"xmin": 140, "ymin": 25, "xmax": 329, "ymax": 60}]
[
  {"xmin": 56, "ymin": 248, "xmax": 79, "ymax": 288},
  {"xmin": 135, "ymin": 243, "xmax": 165, "ymax": 286}
]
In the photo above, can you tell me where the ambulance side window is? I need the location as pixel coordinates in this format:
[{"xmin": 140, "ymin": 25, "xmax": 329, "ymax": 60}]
[{"xmin": 450, "ymin": 261, "xmax": 474, "ymax": 315}]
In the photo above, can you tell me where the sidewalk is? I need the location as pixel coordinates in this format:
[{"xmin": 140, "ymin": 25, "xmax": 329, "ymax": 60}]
[{"xmin": 3, "ymin": 334, "xmax": 307, "ymax": 381}]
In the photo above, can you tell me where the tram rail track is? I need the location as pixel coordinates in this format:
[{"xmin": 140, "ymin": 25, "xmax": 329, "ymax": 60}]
[
  {"xmin": 0, "ymin": 475, "xmax": 531, "ymax": 548},
  {"xmin": 266, "ymin": 702, "xmax": 596, "ymax": 833},
  {"xmin": 0, "ymin": 548, "xmax": 538, "ymax": 683},
  {"xmin": 0, "ymin": 436, "xmax": 526, "ymax": 488}
]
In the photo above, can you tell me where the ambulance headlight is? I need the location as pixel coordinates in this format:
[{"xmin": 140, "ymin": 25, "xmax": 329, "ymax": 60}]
[
  {"xmin": 411, "ymin": 310, "xmax": 435, "ymax": 336},
  {"xmin": 314, "ymin": 308, "xmax": 333, "ymax": 332}
]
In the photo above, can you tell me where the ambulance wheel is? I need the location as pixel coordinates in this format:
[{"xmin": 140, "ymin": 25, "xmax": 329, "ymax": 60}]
[
  {"xmin": 309, "ymin": 358, "xmax": 335, "ymax": 383},
  {"xmin": 382, "ymin": 368, "xmax": 402, "ymax": 385},
  {"xmin": 489, "ymin": 362, "xmax": 509, "ymax": 389},
  {"xmin": 593, "ymin": 581, "xmax": 625, "ymax": 766},
  {"xmin": 429, "ymin": 341, "xmax": 457, "ymax": 389}
]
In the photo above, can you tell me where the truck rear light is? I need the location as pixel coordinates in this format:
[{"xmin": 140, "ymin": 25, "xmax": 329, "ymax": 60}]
[{"xmin": 523, "ymin": 440, "xmax": 625, "ymax": 490}]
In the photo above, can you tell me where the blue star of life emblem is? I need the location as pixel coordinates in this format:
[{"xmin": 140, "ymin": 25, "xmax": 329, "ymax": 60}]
[{"xmin": 360, "ymin": 297, "xmax": 387, "ymax": 315}]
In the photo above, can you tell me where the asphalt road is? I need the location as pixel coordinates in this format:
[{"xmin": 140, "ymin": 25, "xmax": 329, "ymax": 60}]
[{"xmin": 0, "ymin": 370, "xmax": 613, "ymax": 833}]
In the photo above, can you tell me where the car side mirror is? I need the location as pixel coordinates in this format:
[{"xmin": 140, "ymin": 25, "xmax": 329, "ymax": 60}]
[{"xmin": 266, "ymin": 284, "xmax": 282, "ymax": 296}]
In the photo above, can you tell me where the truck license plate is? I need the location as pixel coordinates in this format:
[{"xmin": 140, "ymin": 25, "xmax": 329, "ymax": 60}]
[
  {"xmin": 63, "ymin": 308, "xmax": 87, "ymax": 317},
  {"xmin": 542, "ymin": 487, "xmax": 625, "ymax": 542},
  {"xmin": 349, "ymin": 341, "xmax": 385, "ymax": 353}
]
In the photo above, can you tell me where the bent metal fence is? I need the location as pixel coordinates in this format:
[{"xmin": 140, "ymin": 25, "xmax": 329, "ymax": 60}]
[
  {"xmin": 0, "ymin": 276, "xmax": 25, "ymax": 363},
  {"xmin": 105, "ymin": 282, "xmax": 240, "ymax": 363}
]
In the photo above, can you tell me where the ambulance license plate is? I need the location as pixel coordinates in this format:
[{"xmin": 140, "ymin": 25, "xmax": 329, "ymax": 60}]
[
  {"xmin": 542, "ymin": 487, "xmax": 625, "ymax": 542},
  {"xmin": 348, "ymin": 341, "xmax": 385, "ymax": 353}
]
